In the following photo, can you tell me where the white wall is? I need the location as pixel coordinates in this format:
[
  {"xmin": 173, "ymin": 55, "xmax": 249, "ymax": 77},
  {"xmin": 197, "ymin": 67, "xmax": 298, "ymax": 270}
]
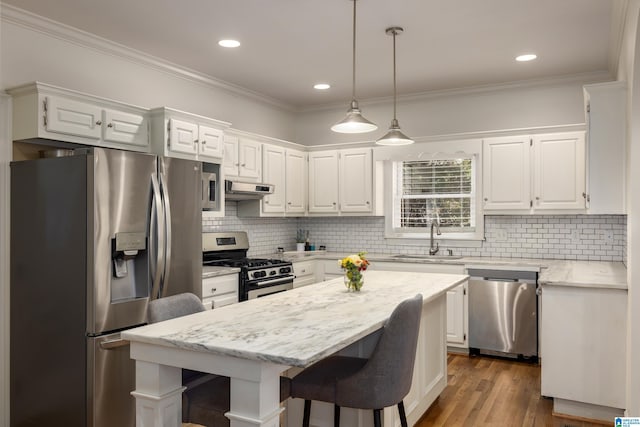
[
  {"xmin": 0, "ymin": 7, "xmax": 296, "ymax": 141},
  {"xmin": 294, "ymin": 76, "xmax": 608, "ymax": 146},
  {"xmin": 619, "ymin": 0, "xmax": 640, "ymax": 416}
]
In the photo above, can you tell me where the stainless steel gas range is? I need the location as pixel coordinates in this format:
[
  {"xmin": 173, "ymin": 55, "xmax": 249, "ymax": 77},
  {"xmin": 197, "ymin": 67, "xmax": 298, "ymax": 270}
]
[{"xmin": 203, "ymin": 231, "xmax": 294, "ymax": 301}]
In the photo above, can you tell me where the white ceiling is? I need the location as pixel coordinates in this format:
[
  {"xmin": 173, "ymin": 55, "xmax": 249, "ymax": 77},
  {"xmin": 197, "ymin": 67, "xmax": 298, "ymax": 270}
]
[{"xmin": 2, "ymin": 0, "xmax": 618, "ymax": 109}]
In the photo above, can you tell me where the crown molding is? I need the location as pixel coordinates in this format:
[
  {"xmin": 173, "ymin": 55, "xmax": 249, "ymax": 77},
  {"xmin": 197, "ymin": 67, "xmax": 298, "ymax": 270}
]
[
  {"xmin": 299, "ymin": 70, "xmax": 614, "ymax": 113},
  {"xmin": 0, "ymin": 4, "xmax": 295, "ymax": 112},
  {"xmin": 609, "ymin": 0, "xmax": 629, "ymax": 78}
]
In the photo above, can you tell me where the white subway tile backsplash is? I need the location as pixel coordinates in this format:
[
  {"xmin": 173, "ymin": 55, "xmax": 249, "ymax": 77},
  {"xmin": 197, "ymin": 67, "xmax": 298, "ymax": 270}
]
[{"xmin": 202, "ymin": 205, "xmax": 626, "ymax": 262}]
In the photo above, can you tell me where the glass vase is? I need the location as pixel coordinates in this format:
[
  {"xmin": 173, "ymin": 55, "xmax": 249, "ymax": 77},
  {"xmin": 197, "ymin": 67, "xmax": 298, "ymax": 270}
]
[{"xmin": 344, "ymin": 269, "xmax": 364, "ymax": 292}]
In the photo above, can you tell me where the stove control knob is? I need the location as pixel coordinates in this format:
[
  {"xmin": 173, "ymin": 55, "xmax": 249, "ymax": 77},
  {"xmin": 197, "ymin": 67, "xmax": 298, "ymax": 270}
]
[
  {"xmin": 270, "ymin": 270, "xmax": 276, "ymax": 276},
  {"xmin": 279, "ymin": 267, "xmax": 291, "ymax": 274}
]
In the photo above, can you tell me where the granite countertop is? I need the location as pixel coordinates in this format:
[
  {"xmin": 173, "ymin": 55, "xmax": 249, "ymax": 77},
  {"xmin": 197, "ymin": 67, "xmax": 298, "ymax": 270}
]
[
  {"xmin": 122, "ymin": 270, "xmax": 467, "ymax": 368},
  {"xmin": 281, "ymin": 251, "xmax": 627, "ymax": 290},
  {"xmin": 202, "ymin": 266, "xmax": 241, "ymax": 279}
]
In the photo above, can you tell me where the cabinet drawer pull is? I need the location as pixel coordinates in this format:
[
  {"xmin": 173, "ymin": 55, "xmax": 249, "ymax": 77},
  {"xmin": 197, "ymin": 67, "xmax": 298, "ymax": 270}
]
[{"xmin": 95, "ymin": 120, "xmax": 103, "ymax": 126}]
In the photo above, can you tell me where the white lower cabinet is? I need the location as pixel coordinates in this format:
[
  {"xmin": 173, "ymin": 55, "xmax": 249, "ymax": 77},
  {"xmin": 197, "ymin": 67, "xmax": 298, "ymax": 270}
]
[
  {"xmin": 201, "ymin": 273, "xmax": 239, "ymax": 310},
  {"xmin": 292, "ymin": 260, "xmax": 318, "ymax": 288},
  {"xmin": 445, "ymin": 282, "xmax": 467, "ymax": 347},
  {"xmin": 541, "ymin": 285, "xmax": 626, "ymax": 417}
]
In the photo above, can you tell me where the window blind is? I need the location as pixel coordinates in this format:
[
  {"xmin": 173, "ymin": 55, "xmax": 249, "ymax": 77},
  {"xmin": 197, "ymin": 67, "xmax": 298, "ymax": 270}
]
[{"xmin": 395, "ymin": 158, "xmax": 475, "ymax": 230}]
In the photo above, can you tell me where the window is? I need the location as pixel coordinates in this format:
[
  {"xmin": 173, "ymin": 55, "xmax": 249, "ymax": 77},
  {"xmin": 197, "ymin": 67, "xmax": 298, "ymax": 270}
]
[{"xmin": 387, "ymin": 155, "xmax": 481, "ymax": 240}]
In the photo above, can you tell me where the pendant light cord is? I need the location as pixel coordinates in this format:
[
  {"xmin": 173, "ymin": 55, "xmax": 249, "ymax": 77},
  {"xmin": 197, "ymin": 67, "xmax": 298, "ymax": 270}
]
[
  {"xmin": 392, "ymin": 29, "xmax": 397, "ymax": 120},
  {"xmin": 351, "ymin": 0, "xmax": 357, "ymax": 102}
]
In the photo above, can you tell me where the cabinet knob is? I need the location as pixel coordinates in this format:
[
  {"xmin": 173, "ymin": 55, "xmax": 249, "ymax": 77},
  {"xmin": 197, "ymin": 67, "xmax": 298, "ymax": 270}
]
[
  {"xmin": 107, "ymin": 122, "xmax": 113, "ymax": 128},
  {"xmin": 536, "ymin": 196, "xmax": 540, "ymax": 200},
  {"xmin": 265, "ymin": 200, "xmax": 269, "ymax": 204},
  {"xmin": 288, "ymin": 202, "xmax": 292, "ymax": 205},
  {"xmin": 202, "ymin": 139, "xmax": 206, "ymax": 145},
  {"xmin": 241, "ymin": 163, "xmax": 246, "ymax": 167},
  {"xmin": 484, "ymin": 197, "xmax": 488, "ymax": 202},
  {"xmin": 333, "ymin": 202, "xmax": 337, "ymax": 205},
  {"xmin": 95, "ymin": 120, "xmax": 103, "ymax": 126},
  {"xmin": 211, "ymin": 288, "xmax": 217, "ymax": 294},
  {"xmin": 194, "ymin": 139, "xmax": 199, "ymax": 143},
  {"xmin": 366, "ymin": 201, "xmax": 370, "ymax": 205}
]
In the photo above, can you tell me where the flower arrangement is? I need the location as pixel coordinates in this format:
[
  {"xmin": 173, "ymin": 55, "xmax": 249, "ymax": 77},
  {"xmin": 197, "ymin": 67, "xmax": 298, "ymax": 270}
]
[{"xmin": 339, "ymin": 252, "xmax": 370, "ymax": 291}]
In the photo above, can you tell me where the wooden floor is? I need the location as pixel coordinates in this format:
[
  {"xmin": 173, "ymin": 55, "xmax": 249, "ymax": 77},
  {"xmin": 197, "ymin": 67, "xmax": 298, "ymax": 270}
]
[{"xmin": 418, "ymin": 354, "xmax": 611, "ymax": 427}]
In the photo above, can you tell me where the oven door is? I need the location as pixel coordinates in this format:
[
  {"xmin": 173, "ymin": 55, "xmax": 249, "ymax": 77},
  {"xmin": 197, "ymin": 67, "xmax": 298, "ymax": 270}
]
[{"xmin": 246, "ymin": 276, "xmax": 293, "ymax": 299}]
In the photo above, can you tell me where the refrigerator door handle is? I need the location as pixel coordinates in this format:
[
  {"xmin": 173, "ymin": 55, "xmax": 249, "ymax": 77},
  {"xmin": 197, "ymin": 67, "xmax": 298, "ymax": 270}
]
[
  {"xmin": 159, "ymin": 172, "xmax": 173, "ymax": 298},
  {"xmin": 150, "ymin": 172, "xmax": 166, "ymax": 300}
]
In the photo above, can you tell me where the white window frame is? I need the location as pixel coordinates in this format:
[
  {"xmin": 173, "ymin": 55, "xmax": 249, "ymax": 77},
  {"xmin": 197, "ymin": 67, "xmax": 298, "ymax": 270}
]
[{"xmin": 379, "ymin": 139, "xmax": 485, "ymax": 243}]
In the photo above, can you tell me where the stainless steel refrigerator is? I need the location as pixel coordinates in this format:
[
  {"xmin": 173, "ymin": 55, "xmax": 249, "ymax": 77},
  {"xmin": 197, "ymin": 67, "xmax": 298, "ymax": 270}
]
[{"xmin": 10, "ymin": 147, "xmax": 202, "ymax": 426}]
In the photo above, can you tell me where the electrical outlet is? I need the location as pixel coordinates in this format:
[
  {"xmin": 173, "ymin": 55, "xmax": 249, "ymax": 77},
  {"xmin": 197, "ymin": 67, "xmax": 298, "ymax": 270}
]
[
  {"xmin": 603, "ymin": 230, "xmax": 614, "ymax": 245},
  {"xmin": 495, "ymin": 229, "xmax": 507, "ymax": 241},
  {"xmin": 570, "ymin": 229, "xmax": 581, "ymax": 243}
]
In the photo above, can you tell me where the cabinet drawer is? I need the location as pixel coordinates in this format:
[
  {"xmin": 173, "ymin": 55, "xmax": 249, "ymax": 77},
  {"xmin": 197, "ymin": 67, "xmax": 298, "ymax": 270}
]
[
  {"xmin": 202, "ymin": 274, "xmax": 239, "ymax": 298},
  {"xmin": 293, "ymin": 260, "xmax": 315, "ymax": 278}
]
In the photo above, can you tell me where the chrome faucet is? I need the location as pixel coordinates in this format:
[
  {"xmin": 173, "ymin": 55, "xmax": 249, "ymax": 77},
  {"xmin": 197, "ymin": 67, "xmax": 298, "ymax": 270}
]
[{"xmin": 429, "ymin": 219, "xmax": 441, "ymax": 255}]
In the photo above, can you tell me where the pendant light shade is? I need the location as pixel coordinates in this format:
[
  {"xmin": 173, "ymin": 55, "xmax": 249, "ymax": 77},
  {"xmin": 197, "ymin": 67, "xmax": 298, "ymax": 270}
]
[
  {"xmin": 331, "ymin": 0, "xmax": 377, "ymax": 134},
  {"xmin": 376, "ymin": 27, "xmax": 414, "ymax": 146}
]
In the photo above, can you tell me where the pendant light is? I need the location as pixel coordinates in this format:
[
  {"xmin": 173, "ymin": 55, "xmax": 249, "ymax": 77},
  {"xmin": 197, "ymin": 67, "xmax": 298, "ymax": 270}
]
[
  {"xmin": 331, "ymin": 0, "xmax": 377, "ymax": 134},
  {"xmin": 376, "ymin": 27, "xmax": 414, "ymax": 146}
]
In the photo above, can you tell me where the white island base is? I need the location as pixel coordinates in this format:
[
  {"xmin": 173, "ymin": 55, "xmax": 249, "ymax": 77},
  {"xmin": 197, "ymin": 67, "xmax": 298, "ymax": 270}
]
[{"xmin": 123, "ymin": 271, "xmax": 467, "ymax": 427}]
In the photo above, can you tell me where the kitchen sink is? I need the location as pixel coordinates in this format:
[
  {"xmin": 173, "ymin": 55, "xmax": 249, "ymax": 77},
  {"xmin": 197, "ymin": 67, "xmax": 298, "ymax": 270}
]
[{"xmin": 392, "ymin": 254, "xmax": 464, "ymax": 260}]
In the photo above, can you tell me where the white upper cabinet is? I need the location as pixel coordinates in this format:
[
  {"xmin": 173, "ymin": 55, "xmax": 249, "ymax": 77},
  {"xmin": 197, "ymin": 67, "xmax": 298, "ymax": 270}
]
[
  {"xmin": 45, "ymin": 95, "xmax": 102, "ymax": 140},
  {"xmin": 532, "ymin": 132, "xmax": 586, "ymax": 210},
  {"xmin": 339, "ymin": 148, "xmax": 373, "ymax": 212},
  {"xmin": 285, "ymin": 148, "xmax": 307, "ymax": 213},
  {"xmin": 309, "ymin": 148, "xmax": 374, "ymax": 215},
  {"xmin": 103, "ymin": 108, "xmax": 149, "ymax": 148},
  {"xmin": 262, "ymin": 144, "xmax": 287, "ymax": 213},
  {"xmin": 483, "ymin": 131, "xmax": 586, "ymax": 213},
  {"xmin": 584, "ymin": 82, "xmax": 626, "ymax": 214},
  {"xmin": 198, "ymin": 125, "xmax": 225, "ymax": 160},
  {"xmin": 150, "ymin": 108, "xmax": 229, "ymax": 162},
  {"xmin": 236, "ymin": 142, "xmax": 307, "ymax": 218},
  {"xmin": 9, "ymin": 82, "xmax": 150, "ymax": 152},
  {"xmin": 223, "ymin": 133, "xmax": 262, "ymax": 180},
  {"xmin": 308, "ymin": 151, "xmax": 340, "ymax": 213},
  {"xmin": 483, "ymin": 136, "xmax": 531, "ymax": 210}
]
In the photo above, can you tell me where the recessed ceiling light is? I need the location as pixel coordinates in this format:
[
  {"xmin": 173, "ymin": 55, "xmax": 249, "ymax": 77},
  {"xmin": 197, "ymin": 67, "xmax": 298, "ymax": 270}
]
[
  {"xmin": 313, "ymin": 83, "xmax": 331, "ymax": 90},
  {"xmin": 516, "ymin": 54, "xmax": 537, "ymax": 62},
  {"xmin": 219, "ymin": 39, "xmax": 240, "ymax": 48}
]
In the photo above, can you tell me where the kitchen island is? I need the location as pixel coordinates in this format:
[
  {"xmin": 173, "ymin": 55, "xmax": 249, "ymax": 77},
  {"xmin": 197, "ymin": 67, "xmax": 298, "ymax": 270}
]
[{"xmin": 123, "ymin": 270, "xmax": 468, "ymax": 427}]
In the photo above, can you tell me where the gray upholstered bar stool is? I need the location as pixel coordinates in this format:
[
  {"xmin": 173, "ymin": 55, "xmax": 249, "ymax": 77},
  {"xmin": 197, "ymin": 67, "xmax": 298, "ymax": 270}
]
[
  {"xmin": 147, "ymin": 293, "xmax": 227, "ymax": 427},
  {"xmin": 289, "ymin": 294, "xmax": 423, "ymax": 427}
]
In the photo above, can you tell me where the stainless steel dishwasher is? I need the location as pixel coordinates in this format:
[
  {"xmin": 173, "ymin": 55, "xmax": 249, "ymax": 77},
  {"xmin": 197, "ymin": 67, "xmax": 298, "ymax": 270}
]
[{"xmin": 467, "ymin": 268, "xmax": 538, "ymax": 358}]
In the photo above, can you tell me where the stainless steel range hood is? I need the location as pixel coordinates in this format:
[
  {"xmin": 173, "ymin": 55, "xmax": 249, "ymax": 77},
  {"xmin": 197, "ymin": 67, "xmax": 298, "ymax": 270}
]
[{"xmin": 224, "ymin": 179, "xmax": 274, "ymax": 200}]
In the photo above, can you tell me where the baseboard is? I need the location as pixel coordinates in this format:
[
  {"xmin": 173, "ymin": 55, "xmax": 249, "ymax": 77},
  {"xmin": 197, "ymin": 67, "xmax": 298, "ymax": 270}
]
[{"xmin": 553, "ymin": 398, "xmax": 624, "ymax": 423}]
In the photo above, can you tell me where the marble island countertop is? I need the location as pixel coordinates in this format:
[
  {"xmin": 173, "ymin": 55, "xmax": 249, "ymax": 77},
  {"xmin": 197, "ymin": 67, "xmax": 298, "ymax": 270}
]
[
  {"xmin": 281, "ymin": 251, "xmax": 627, "ymax": 290},
  {"xmin": 123, "ymin": 270, "xmax": 467, "ymax": 368}
]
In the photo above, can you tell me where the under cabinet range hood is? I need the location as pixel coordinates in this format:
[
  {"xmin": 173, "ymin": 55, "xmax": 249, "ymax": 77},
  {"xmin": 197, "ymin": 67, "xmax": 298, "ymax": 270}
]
[{"xmin": 224, "ymin": 179, "xmax": 274, "ymax": 200}]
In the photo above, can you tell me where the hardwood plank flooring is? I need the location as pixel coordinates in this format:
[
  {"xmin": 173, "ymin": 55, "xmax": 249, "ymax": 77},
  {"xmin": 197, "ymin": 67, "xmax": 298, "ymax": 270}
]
[{"xmin": 417, "ymin": 354, "xmax": 611, "ymax": 427}]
